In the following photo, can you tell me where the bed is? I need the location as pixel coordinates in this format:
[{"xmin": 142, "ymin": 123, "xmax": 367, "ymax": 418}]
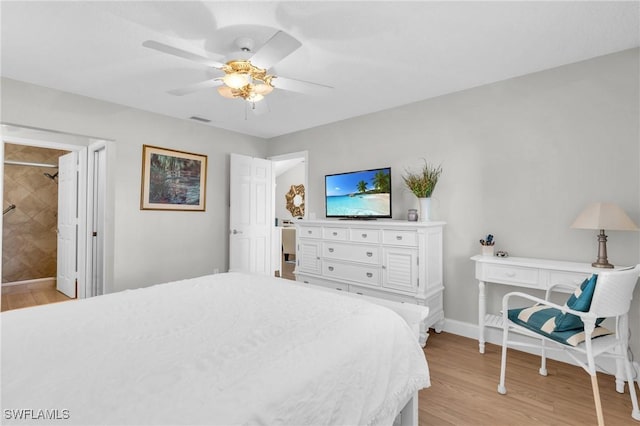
[{"xmin": 1, "ymin": 272, "xmax": 430, "ymax": 425}]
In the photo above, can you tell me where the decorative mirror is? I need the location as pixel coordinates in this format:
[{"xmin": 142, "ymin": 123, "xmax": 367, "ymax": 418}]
[{"xmin": 285, "ymin": 184, "xmax": 305, "ymax": 218}]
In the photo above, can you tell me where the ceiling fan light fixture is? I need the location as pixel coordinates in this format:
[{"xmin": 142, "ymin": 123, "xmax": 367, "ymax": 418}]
[
  {"xmin": 217, "ymin": 85, "xmax": 238, "ymax": 99},
  {"xmin": 253, "ymin": 83, "xmax": 274, "ymax": 96},
  {"xmin": 223, "ymin": 72, "xmax": 249, "ymax": 89},
  {"xmin": 245, "ymin": 92, "xmax": 264, "ymax": 103}
]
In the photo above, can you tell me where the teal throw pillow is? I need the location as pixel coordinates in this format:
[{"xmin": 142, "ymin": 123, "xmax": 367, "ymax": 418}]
[{"xmin": 554, "ymin": 274, "xmax": 599, "ymax": 332}]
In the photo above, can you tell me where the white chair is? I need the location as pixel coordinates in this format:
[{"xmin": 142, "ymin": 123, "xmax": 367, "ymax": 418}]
[{"xmin": 497, "ymin": 265, "xmax": 640, "ymax": 426}]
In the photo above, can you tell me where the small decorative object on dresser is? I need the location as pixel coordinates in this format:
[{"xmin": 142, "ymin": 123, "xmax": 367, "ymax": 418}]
[
  {"xmin": 407, "ymin": 209, "xmax": 418, "ymax": 222},
  {"xmin": 402, "ymin": 160, "xmax": 442, "ymax": 222},
  {"xmin": 294, "ymin": 219, "xmax": 446, "ymax": 346}
]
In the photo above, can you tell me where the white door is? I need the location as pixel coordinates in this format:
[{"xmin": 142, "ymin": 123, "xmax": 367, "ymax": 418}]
[
  {"xmin": 229, "ymin": 153, "xmax": 273, "ymax": 274},
  {"xmin": 57, "ymin": 151, "xmax": 78, "ymax": 298}
]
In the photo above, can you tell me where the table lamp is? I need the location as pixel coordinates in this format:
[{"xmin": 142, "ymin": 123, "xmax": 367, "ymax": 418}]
[{"xmin": 571, "ymin": 202, "xmax": 639, "ymax": 268}]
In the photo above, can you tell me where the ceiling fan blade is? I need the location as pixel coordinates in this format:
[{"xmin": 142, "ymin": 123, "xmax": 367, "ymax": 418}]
[
  {"xmin": 168, "ymin": 79, "xmax": 222, "ymax": 96},
  {"xmin": 272, "ymin": 76, "xmax": 333, "ymax": 94},
  {"xmin": 142, "ymin": 40, "xmax": 226, "ymax": 69},
  {"xmin": 249, "ymin": 31, "xmax": 302, "ymax": 70}
]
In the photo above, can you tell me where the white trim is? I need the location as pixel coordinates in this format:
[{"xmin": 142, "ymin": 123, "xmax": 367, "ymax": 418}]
[
  {"xmin": 76, "ymin": 148, "xmax": 88, "ymax": 299},
  {"xmin": 2, "ymin": 135, "xmax": 87, "ymax": 152},
  {"xmin": 2, "ymin": 277, "xmax": 55, "ymax": 287}
]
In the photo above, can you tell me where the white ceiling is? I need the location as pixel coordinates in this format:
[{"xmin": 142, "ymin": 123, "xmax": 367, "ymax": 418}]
[{"xmin": 1, "ymin": 1, "xmax": 638, "ymax": 139}]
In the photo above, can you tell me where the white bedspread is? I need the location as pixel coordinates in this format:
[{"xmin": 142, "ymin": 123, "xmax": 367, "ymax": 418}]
[{"xmin": 1, "ymin": 272, "xmax": 430, "ymax": 425}]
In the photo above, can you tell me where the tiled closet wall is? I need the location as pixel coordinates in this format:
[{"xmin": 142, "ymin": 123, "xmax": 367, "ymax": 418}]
[{"xmin": 2, "ymin": 144, "xmax": 69, "ymax": 283}]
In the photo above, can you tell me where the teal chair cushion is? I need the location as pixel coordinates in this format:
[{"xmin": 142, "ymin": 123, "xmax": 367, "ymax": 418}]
[{"xmin": 508, "ymin": 304, "xmax": 611, "ymax": 346}]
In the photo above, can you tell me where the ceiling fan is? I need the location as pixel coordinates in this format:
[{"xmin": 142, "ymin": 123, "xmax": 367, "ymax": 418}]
[{"xmin": 142, "ymin": 31, "xmax": 330, "ymax": 107}]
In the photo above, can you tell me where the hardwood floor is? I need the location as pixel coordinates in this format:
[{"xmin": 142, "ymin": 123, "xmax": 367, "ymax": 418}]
[
  {"xmin": 419, "ymin": 331, "xmax": 638, "ymax": 425},
  {"xmin": 1, "ymin": 281, "xmax": 72, "ymax": 312}
]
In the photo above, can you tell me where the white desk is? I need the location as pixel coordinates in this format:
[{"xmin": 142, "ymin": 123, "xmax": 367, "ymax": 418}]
[
  {"xmin": 470, "ymin": 255, "xmax": 629, "ymax": 353},
  {"xmin": 471, "ymin": 255, "xmax": 630, "ymax": 391}
]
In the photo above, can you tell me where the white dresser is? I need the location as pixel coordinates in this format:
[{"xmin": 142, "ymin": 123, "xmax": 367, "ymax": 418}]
[{"xmin": 295, "ymin": 219, "xmax": 445, "ymax": 345}]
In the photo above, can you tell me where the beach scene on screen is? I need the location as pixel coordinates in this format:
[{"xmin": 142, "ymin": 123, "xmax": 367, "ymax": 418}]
[{"xmin": 326, "ymin": 169, "xmax": 391, "ymax": 216}]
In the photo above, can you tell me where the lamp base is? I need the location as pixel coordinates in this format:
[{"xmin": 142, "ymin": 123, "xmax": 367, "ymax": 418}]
[{"xmin": 592, "ymin": 229, "xmax": 614, "ymax": 269}]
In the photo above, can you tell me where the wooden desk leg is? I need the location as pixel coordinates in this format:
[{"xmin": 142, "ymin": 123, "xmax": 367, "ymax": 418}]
[{"xmin": 479, "ymin": 280, "xmax": 486, "ymax": 354}]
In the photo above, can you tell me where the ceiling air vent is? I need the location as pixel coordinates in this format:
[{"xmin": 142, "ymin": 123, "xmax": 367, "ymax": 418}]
[{"xmin": 189, "ymin": 116, "xmax": 211, "ymax": 123}]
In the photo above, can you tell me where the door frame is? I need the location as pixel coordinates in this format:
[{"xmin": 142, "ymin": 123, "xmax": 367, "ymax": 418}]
[
  {"xmin": 268, "ymin": 151, "xmax": 308, "ymax": 276},
  {"xmin": 1, "ymin": 124, "xmax": 113, "ymax": 298}
]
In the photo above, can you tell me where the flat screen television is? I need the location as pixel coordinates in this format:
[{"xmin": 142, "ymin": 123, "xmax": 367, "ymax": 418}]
[{"xmin": 325, "ymin": 167, "xmax": 392, "ymax": 219}]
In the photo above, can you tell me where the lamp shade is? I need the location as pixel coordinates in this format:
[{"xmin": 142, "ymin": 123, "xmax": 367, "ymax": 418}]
[{"xmin": 571, "ymin": 202, "xmax": 639, "ymax": 231}]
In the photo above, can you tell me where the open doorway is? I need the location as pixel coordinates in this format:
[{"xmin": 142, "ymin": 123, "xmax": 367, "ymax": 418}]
[
  {"xmin": 270, "ymin": 151, "xmax": 308, "ymax": 281},
  {"xmin": 1, "ymin": 124, "xmax": 112, "ymax": 311},
  {"xmin": 228, "ymin": 150, "xmax": 307, "ymax": 279},
  {"xmin": 2, "ymin": 144, "xmax": 71, "ymax": 311}
]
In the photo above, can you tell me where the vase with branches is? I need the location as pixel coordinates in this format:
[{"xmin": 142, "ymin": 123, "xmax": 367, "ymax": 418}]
[{"xmin": 402, "ymin": 160, "xmax": 442, "ymax": 221}]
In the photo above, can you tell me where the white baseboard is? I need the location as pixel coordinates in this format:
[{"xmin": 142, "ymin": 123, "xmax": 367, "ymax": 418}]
[
  {"xmin": 441, "ymin": 318, "xmax": 624, "ymax": 380},
  {"xmin": 2, "ymin": 277, "xmax": 55, "ymax": 287}
]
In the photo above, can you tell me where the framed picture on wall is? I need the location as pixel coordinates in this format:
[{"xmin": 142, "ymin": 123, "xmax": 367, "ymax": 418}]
[{"xmin": 140, "ymin": 145, "xmax": 207, "ymax": 211}]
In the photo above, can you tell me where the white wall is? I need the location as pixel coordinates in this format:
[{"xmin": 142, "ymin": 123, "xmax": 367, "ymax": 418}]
[
  {"xmin": 267, "ymin": 49, "xmax": 640, "ymax": 351},
  {"xmin": 1, "ymin": 77, "xmax": 267, "ymax": 292},
  {"xmin": 275, "ymin": 163, "xmax": 305, "ymax": 222}
]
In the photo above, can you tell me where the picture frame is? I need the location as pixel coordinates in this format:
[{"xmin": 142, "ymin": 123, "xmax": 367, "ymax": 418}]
[{"xmin": 140, "ymin": 145, "xmax": 207, "ymax": 211}]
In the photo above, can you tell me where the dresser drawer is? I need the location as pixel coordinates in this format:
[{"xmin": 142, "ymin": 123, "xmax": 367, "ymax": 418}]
[
  {"xmin": 382, "ymin": 230, "xmax": 418, "ymax": 247},
  {"xmin": 323, "ymin": 261, "xmax": 381, "ymax": 286},
  {"xmin": 350, "ymin": 228, "xmax": 381, "ymax": 243},
  {"xmin": 298, "ymin": 275, "xmax": 348, "ymax": 292},
  {"xmin": 298, "ymin": 226, "xmax": 322, "ymax": 239},
  {"xmin": 323, "ymin": 227, "xmax": 348, "ymax": 241},
  {"xmin": 484, "ymin": 264, "xmax": 539, "ymax": 288},
  {"xmin": 349, "ymin": 284, "xmax": 414, "ymax": 303},
  {"xmin": 323, "ymin": 242, "xmax": 380, "ymax": 264}
]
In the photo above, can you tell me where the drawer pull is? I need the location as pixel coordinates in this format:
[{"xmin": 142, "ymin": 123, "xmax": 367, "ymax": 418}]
[
  {"xmin": 307, "ymin": 230, "xmax": 312, "ymax": 234},
  {"xmin": 366, "ymin": 252, "xmax": 373, "ymax": 257},
  {"xmin": 336, "ymin": 288, "xmax": 342, "ymax": 291},
  {"xmin": 303, "ymin": 281, "xmax": 309, "ymax": 284},
  {"xmin": 505, "ymin": 271, "xmax": 516, "ymax": 277},
  {"xmin": 328, "ymin": 248, "xmax": 334, "ymax": 253},
  {"xmin": 332, "ymin": 231, "xmax": 338, "ymax": 236},
  {"xmin": 328, "ymin": 266, "xmax": 334, "ymax": 272},
  {"xmin": 356, "ymin": 292, "xmax": 363, "ymax": 295},
  {"xmin": 366, "ymin": 272, "xmax": 373, "ymax": 278},
  {"xmin": 362, "ymin": 233, "xmax": 368, "ymax": 238},
  {"xmin": 396, "ymin": 235, "xmax": 403, "ymax": 240}
]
